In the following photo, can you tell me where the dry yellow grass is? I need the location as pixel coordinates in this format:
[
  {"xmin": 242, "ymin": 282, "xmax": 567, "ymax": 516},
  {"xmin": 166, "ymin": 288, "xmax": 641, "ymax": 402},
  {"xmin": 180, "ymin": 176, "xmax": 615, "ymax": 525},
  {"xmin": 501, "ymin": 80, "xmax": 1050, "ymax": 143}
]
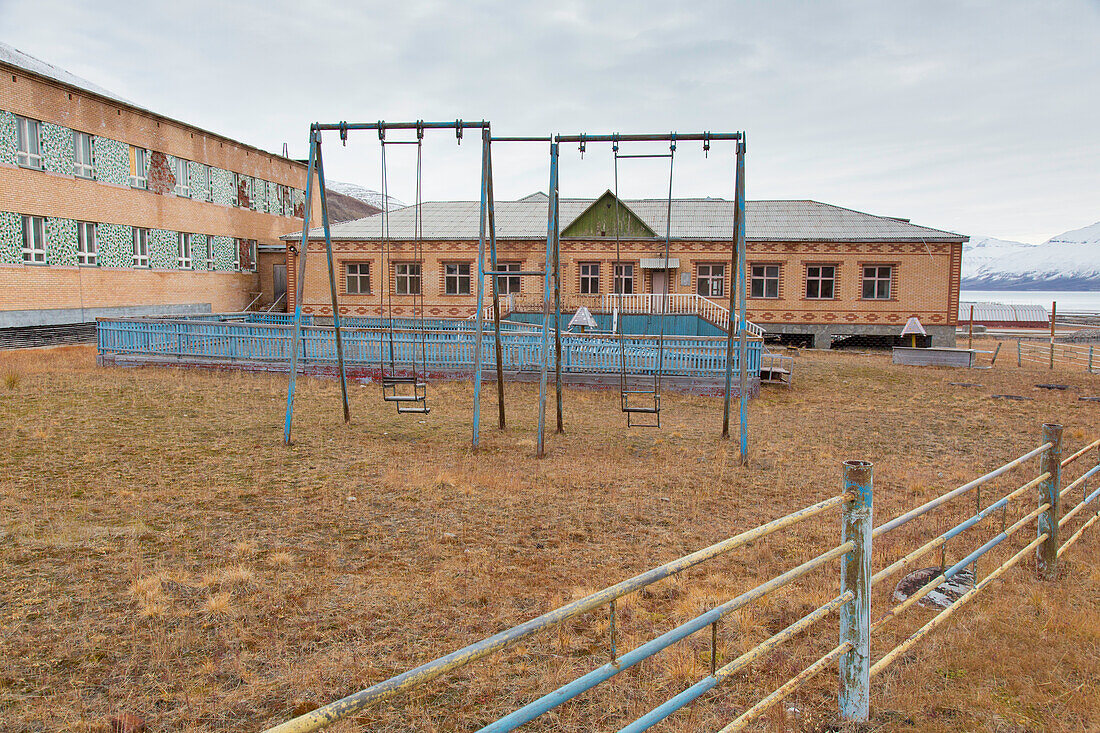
[{"xmin": 0, "ymin": 339, "xmax": 1098, "ymax": 732}]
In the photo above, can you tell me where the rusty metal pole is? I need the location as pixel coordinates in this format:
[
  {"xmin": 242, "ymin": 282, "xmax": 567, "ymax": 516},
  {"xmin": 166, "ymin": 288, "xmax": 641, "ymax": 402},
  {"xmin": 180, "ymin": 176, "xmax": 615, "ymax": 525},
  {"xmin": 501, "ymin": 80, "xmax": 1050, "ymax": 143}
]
[
  {"xmin": 1050, "ymin": 301, "xmax": 1056, "ymax": 369},
  {"xmin": 720, "ymin": 143, "xmax": 741, "ymax": 440},
  {"xmin": 314, "ymin": 132, "xmax": 350, "ymax": 423},
  {"xmin": 1037, "ymin": 423, "xmax": 1063, "ymax": 580},
  {"xmin": 968, "ymin": 304, "xmax": 974, "ymax": 352},
  {"xmin": 283, "ymin": 127, "xmax": 318, "ymax": 445},
  {"xmin": 839, "ymin": 459, "xmax": 872, "ymax": 723},
  {"xmin": 735, "ymin": 139, "xmax": 749, "ymax": 464},
  {"xmin": 551, "ymin": 143, "xmax": 564, "ymax": 434}
]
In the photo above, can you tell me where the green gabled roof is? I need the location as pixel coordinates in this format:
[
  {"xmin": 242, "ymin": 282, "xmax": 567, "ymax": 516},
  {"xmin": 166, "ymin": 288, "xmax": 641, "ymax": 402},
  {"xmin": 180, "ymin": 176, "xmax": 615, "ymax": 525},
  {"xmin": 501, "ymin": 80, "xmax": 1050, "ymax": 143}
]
[{"xmin": 560, "ymin": 190, "xmax": 657, "ymax": 238}]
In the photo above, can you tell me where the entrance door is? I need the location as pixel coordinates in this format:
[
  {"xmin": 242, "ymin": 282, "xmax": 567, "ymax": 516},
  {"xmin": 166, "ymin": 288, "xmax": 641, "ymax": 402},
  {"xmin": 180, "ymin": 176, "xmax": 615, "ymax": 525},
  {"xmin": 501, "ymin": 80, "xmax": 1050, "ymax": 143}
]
[
  {"xmin": 273, "ymin": 264, "xmax": 287, "ymax": 310},
  {"xmin": 651, "ymin": 270, "xmax": 668, "ymax": 311}
]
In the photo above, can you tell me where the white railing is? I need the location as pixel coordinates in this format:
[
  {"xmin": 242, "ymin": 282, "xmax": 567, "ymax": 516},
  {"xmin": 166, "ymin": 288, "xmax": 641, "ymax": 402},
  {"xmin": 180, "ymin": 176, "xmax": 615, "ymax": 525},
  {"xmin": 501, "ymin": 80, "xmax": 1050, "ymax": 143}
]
[{"xmin": 601, "ymin": 293, "xmax": 764, "ymax": 336}]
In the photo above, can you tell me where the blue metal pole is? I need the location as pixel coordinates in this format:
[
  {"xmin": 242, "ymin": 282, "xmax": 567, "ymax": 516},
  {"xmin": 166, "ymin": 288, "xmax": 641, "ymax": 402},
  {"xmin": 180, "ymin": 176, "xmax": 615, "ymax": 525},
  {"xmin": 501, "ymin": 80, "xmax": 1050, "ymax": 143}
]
[
  {"xmin": 536, "ymin": 142, "xmax": 557, "ymax": 458},
  {"xmin": 471, "ymin": 129, "xmax": 489, "ymax": 450},
  {"xmin": 735, "ymin": 137, "xmax": 749, "ymax": 463},
  {"xmin": 283, "ymin": 127, "xmax": 318, "ymax": 444},
  {"xmin": 314, "ymin": 131, "xmax": 350, "ymax": 423},
  {"xmin": 839, "ymin": 459, "xmax": 872, "ymax": 722}
]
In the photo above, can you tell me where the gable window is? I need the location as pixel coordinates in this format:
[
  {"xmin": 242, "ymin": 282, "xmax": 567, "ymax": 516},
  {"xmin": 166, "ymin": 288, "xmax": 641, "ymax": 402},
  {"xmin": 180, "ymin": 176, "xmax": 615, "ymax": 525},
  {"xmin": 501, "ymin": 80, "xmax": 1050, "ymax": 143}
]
[
  {"xmin": 77, "ymin": 221, "xmax": 97, "ymax": 265},
  {"xmin": 178, "ymin": 232, "xmax": 192, "ymax": 269},
  {"xmin": 862, "ymin": 265, "xmax": 892, "ymax": 299},
  {"xmin": 21, "ymin": 215, "xmax": 46, "ymax": 263},
  {"xmin": 696, "ymin": 264, "xmax": 725, "ymax": 297},
  {"xmin": 750, "ymin": 264, "xmax": 780, "ymax": 298},
  {"xmin": 130, "ymin": 147, "xmax": 149, "ymax": 189},
  {"xmin": 345, "ymin": 262, "xmax": 371, "ymax": 294},
  {"xmin": 15, "ymin": 116, "xmax": 42, "ymax": 169},
  {"xmin": 614, "ymin": 263, "xmax": 634, "ymax": 294},
  {"xmin": 204, "ymin": 235, "xmax": 215, "ymax": 270},
  {"xmin": 805, "ymin": 265, "xmax": 836, "ymax": 299},
  {"xmin": 444, "ymin": 262, "xmax": 471, "ymax": 295},
  {"xmin": 73, "ymin": 131, "xmax": 95, "ymax": 178},
  {"xmin": 579, "ymin": 262, "xmax": 600, "ymax": 295},
  {"xmin": 132, "ymin": 227, "xmax": 149, "ymax": 267},
  {"xmin": 496, "ymin": 262, "xmax": 521, "ymax": 295},
  {"xmin": 174, "ymin": 158, "xmax": 190, "ymax": 197},
  {"xmin": 395, "ymin": 263, "xmax": 421, "ymax": 295}
]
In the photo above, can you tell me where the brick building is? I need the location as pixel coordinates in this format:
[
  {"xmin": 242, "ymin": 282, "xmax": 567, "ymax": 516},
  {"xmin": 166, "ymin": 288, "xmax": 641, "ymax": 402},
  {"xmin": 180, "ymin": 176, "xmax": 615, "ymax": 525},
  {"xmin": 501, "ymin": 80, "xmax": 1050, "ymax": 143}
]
[
  {"xmin": 284, "ymin": 191, "xmax": 967, "ymax": 347},
  {"xmin": 0, "ymin": 43, "xmax": 317, "ymax": 328}
]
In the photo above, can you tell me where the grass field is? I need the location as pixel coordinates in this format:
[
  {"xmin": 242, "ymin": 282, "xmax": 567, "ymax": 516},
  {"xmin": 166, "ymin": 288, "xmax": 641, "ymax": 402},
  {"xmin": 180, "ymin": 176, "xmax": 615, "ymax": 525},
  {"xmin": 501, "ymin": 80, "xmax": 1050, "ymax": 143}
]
[{"xmin": 1, "ymin": 341, "xmax": 1098, "ymax": 732}]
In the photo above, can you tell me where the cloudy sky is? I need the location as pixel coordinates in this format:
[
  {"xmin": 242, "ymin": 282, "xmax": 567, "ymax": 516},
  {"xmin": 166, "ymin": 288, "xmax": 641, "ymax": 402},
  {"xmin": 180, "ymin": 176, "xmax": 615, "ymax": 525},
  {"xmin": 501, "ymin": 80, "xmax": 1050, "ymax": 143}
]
[{"xmin": 3, "ymin": 0, "xmax": 1098, "ymax": 243}]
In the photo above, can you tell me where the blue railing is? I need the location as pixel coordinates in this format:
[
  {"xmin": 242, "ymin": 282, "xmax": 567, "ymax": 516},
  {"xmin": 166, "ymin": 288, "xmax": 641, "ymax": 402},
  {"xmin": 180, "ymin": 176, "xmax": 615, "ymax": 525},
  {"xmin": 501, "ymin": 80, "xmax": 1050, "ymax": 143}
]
[{"xmin": 96, "ymin": 317, "xmax": 761, "ymax": 377}]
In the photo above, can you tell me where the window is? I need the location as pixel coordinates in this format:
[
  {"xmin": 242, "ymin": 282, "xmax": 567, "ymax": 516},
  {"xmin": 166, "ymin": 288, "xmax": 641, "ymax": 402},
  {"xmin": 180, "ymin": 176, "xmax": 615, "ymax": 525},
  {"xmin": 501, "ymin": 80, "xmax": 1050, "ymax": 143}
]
[
  {"xmin": 444, "ymin": 262, "xmax": 471, "ymax": 295},
  {"xmin": 21, "ymin": 215, "xmax": 46, "ymax": 263},
  {"xmin": 130, "ymin": 147, "xmax": 149, "ymax": 188},
  {"xmin": 132, "ymin": 227, "xmax": 149, "ymax": 267},
  {"xmin": 73, "ymin": 131, "xmax": 95, "ymax": 178},
  {"xmin": 346, "ymin": 262, "xmax": 371, "ymax": 294},
  {"xmin": 496, "ymin": 262, "xmax": 521, "ymax": 295},
  {"xmin": 750, "ymin": 264, "xmax": 780, "ymax": 298},
  {"xmin": 579, "ymin": 262, "xmax": 600, "ymax": 294},
  {"xmin": 614, "ymin": 263, "xmax": 634, "ymax": 294},
  {"xmin": 862, "ymin": 265, "xmax": 892, "ymax": 299},
  {"xmin": 234, "ymin": 238, "xmax": 241, "ymax": 271},
  {"xmin": 696, "ymin": 264, "xmax": 725, "ymax": 297},
  {"xmin": 174, "ymin": 158, "xmax": 190, "ymax": 197},
  {"xmin": 77, "ymin": 221, "xmax": 97, "ymax": 265},
  {"xmin": 15, "ymin": 116, "xmax": 42, "ymax": 169},
  {"xmin": 178, "ymin": 232, "xmax": 192, "ymax": 269},
  {"xmin": 805, "ymin": 265, "xmax": 836, "ymax": 299},
  {"xmin": 395, "ymin": 263, "xmax": 422, "ymax": 295},
  {"xmin": 204, "ymin": 235, "xmax": 215, "ymax": 270}
]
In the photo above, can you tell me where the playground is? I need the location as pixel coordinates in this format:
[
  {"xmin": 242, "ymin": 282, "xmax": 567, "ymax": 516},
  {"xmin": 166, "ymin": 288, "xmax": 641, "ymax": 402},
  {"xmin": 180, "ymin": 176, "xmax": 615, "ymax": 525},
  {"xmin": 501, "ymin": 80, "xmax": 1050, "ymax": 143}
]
[{"xmin": 1, "ymin": 340, "xmax": 1098, "ymax": 731}]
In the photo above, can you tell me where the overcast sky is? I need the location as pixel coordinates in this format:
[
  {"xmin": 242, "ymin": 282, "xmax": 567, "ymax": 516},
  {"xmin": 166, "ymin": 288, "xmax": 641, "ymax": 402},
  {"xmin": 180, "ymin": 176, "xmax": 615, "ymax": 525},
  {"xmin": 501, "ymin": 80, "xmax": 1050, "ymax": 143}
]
[{"xmin": 3, "ymin": 0, "xmax": 1098, "ymax": 243}]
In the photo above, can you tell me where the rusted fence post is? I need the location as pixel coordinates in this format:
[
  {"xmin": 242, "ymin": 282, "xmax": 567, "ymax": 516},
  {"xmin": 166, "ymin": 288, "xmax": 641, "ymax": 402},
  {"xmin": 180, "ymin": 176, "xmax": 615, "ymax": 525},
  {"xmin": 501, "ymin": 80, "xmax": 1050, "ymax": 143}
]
[
  {"xmin": 839, "ymin": 460, "xmax": 872, "ymax": 722},
  {"xmin": 1037, "ymin": 423, "xmax": 1063, "ymax": 580}
]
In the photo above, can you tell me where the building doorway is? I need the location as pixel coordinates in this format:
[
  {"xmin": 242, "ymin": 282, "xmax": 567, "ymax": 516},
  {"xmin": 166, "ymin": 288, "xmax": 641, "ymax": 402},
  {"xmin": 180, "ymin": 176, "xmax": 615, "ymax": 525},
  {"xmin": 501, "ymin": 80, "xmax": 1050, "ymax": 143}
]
[{"xmin": 273, "ymin": 264, "xmax": 287, "ymax": 311}]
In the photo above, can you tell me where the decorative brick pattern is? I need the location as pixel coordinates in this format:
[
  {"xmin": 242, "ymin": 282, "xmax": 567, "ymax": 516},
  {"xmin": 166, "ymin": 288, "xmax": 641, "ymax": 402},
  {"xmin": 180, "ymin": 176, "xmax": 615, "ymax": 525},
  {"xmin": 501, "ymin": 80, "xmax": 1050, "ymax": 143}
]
[
  {"xmin": 94, "ymin": 136, "xmax": 130, "ymax": 186},
  {"xmin": 0, "ymin": 210, "xmax": 22, "ymax": 263},
  {"xmin": 213, "ymin": 235, "xmax": 236, "ymax": 271},
  {"xmin": 0, "ymin": 110, "xmax": 17, "ymax": 166},
  {"xmin": 46, "ymin": 217, "xmax": 78, "ymax": 266},
  {"xmin": 149, "ymin": 228, "xmax": 177, "ymax": 269},
  {"xmin": 41, "ymin": 122, "xmax": 73, "ymax": 175},
  {"xmin": 96, "ymin": 223, "xmax": 132, "ymax": 268}
]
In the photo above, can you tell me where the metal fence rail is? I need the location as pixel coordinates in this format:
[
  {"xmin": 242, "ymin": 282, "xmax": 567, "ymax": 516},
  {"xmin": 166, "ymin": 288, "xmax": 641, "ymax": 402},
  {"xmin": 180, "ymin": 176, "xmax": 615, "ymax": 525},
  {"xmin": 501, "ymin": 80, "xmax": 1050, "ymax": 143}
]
[{"xmin": 1017, "ymin": 340, "xmax": 1097, "ymax": 372}]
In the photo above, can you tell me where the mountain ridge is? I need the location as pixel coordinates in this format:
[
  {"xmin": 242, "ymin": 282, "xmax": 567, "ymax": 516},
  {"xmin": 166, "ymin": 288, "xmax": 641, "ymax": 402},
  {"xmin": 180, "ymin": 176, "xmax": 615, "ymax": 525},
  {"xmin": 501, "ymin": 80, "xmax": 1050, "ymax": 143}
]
[{"xmin": 961, "ymin": 221, "xmax": 1100, "ymax": 290}]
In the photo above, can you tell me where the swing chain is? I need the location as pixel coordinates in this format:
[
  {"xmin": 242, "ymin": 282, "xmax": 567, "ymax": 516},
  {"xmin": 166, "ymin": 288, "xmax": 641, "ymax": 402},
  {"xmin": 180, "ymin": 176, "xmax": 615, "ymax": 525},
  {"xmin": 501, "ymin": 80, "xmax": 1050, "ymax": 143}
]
[
  {"xmin": 377, "ymin": 121, "xmax": 385, "ymax": 142},
  {"xmin": 702, "ymin": 131, "xmax": 710, "ymax": 158},
  {"xmin": 339, "ymin": 121, "xmax": 348, "ymax": 146},
  {"xmin": 455, "ymin": 120, "xmax": 463, "ymax": 144},
  {"xmin": 578, "ymin": 133, "xmax": 586, "ymax": 158},
  {"xmin": 416, "ymin": 120, "xmax": 425, "ymax": 140}
]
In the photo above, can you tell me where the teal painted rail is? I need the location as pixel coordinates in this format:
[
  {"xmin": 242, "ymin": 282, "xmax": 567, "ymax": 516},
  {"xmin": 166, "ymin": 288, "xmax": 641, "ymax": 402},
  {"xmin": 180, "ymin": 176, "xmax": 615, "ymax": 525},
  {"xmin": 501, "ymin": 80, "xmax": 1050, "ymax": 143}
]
[{"xmin": 96, "ymin": 317, "xmax": 761, "ymax": 377}]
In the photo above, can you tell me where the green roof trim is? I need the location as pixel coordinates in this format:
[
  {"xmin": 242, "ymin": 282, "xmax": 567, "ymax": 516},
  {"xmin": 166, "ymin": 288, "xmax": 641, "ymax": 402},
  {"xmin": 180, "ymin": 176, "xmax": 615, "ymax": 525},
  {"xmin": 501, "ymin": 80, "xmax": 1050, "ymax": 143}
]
[{"xmin": 561, "ymin": 190, "xmax": 656, "ymax": 238}]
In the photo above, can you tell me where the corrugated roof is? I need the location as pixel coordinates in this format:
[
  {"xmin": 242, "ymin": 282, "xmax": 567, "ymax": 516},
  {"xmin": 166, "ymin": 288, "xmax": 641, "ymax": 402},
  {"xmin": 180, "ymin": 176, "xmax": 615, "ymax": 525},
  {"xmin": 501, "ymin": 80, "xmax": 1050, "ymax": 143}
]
[
  {"xmin": 0, "ymin": 42, "xmax": 131, "ymax": 104},
  {"xmin": 283, "ymin": 196, "xmax": 967, "ymax": 243}
]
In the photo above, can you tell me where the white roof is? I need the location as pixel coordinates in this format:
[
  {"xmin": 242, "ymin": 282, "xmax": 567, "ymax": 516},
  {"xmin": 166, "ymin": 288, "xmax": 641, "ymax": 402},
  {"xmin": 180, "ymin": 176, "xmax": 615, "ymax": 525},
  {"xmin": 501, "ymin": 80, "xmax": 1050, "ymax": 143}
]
[
  {"xmin": 0, "ymin": 42, "xmax": 131, "ymax": 104},
  {"xmin": 901, "ymin": 317, "xmax": 927, "ymax": 336},
  {"xmin": 286, "ymin": 196, "xmax": 967, "ymax": 243},
  {"xmin": 569, "ymin": 306, "xmax": 599, "ymax": 328}
]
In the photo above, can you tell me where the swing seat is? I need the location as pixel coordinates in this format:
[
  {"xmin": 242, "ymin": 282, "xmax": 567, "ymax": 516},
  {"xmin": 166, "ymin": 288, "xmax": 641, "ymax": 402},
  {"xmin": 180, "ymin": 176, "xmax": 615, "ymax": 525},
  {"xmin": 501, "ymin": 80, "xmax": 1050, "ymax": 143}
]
[
  {"xmin": 621, "ymin": 390, "xmax": 661, "ymax": 427},
  {"xmin": 382, "ymin": 376, "xmax": 429, "ymax": 406}
]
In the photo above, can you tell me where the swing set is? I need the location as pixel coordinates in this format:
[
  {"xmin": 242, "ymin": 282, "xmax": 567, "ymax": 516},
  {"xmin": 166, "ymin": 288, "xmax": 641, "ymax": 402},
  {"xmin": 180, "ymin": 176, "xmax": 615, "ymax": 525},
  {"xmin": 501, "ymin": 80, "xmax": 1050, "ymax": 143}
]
[{"xmin": 282, "ymin": 121, "xmax": 749, "ymax": 462}]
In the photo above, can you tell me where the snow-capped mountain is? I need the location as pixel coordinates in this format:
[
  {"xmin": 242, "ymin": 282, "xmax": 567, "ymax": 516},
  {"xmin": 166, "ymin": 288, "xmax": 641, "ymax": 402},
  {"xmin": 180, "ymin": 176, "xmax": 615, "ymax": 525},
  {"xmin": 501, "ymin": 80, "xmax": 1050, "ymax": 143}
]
[
  {"xmin": 961, "ymin": 222, "xmax": 1100, "ymax": 290},
  {"xmin": 326, "ymin": 180, "xmax": 405, "ymax": 211}
]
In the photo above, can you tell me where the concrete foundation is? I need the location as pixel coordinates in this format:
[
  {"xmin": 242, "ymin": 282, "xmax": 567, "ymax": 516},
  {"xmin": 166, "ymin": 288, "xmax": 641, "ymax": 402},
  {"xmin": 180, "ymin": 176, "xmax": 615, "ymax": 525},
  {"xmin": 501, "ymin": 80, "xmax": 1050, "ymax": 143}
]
[
  {"xmin": 763, "ymin": 323, "xmax": 956, "ymax": 349},
  {"xmin": 0, "ymin": 303, "xmax": 213, "ymax": 328}
]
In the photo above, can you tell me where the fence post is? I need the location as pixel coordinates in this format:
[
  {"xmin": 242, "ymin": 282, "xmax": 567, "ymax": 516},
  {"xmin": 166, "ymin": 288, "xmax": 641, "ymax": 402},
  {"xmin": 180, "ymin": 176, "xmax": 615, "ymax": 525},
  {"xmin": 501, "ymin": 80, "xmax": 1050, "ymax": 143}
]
[
  {"xmin": 1016, "ymin": 339, "xmax": 1021, "ymax": 367},
  {"xmin": 1089, "ymin": 345, "xmax": 1094, "ymax": 374},
  {"xmin": 1037, "ymin": 423, "xmax": 1063, "ymax": 580},
  {"xmin": 839, "ymin": 460, "xmax": 873, "ymax": 722}
]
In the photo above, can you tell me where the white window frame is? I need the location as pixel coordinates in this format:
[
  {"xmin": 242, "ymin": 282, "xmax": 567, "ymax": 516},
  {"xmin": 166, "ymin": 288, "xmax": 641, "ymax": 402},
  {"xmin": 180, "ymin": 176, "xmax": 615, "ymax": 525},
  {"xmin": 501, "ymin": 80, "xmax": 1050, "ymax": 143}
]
[
  {"xmin": 178, "ymin": 232, "xmax": 192, "ymax": 269},
  {"xmin": 77, "ymin": 221, "xmax": 97, "ymax": 266},
  {"xmin": 21, "ymin": 215, "xmax": 46, "ymax": 264},
  {"xmin": 496, "ymin": 261, "xmax": 521, "ymax": 295},
  {"xmin": 15, "ymin": 116, "xmax": 43, "ymax": 169},
  {"xmin": 72, "ymin": 131, "xmax": 95, "ymax": 179},
  {"xmin": 613, "ymin": 263, "xmax": 634, "ymax": 295},
  {"xmin": 174, "ymin": 158, "xmax": 190, "ymax": 197},
  {"xmin": 395, "ymin": 262, "xmax": 422, "ymax": 295},
  {"xmin": 805, "ymin": 265, "xmax": 837, "ymax": 299},
  {"xmin": 861, "ymin": 265, "xmax": 892, "ymax": 300},
  {"xmin": 444, "ymin": 262, "xmax": 471, "ymax": 295},
  {"xmin": 579, "ymin": 262, "xmax": 600, "ymax": 295},
  {"xmin": 750, "ymin": 264, "xmax": 780, "ymax": 299},
  {"xmin": 131, "ymin": 147, "xmax": 149, "ymax": 189},
  {"xmin": 696, "ymin": 263, "xmax": 725, "ymax": 297},
  {"xmin": 204, "ymin": 235, "xmax": 215, "ymax": 270},
  {"xmin": 132, "ymin": 227, "xmax": 149, "ymax": 267},
  {"xmin": 249, "ymin": 240, "xmax": 257, "ymax": 272},
  {"xmin": 345, "ymin": 262, "xmax": 371, "ymax": 294},
  {"xmin": 234, "ymin": 238, "xmax": 241, "ymax": 271}
]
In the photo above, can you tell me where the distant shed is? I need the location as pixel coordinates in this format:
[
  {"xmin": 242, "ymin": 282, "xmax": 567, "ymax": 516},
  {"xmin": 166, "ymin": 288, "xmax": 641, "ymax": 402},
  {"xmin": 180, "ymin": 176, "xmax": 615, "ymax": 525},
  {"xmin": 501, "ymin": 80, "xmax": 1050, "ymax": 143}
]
[{"xmin": 958, "ymin": 301, "xmax": 1048, "ymax": 328}]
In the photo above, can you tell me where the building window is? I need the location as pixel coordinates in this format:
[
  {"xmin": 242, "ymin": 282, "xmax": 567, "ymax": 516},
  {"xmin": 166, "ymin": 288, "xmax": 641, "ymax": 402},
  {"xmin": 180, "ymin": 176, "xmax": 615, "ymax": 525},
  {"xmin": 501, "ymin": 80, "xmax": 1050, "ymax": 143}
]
[
  {"xmin": 132, "ymin": 227, "xmax": 149, "ymax": 267},
  {"xmin": 178, "ymin": 232, "xmax": 192, "ymax": 269},
  {"xmin": 614, "ymin": 263, "xmax": 634, "ymax": 294},
  {"xmin": 73, "ymin": 131, "xmax": 95, "ymax": 178},
  {"xmin": 174, "ymin": 158, "xmax": 190, "ymax": 197},
  {"xmin": 130, "ymin": 147, "xmax": 149, "ymax": 189},
  {"xmin": 395, "ymin": 263, "xmax": 422, "ymax": 295},
  {"xmin": 579, "ymin": 262, "xmax": 600, "ymax": 294},
  {"xmin": 496, "ymin": 262, "xmax": 521, "ymax": 295},
  {"xmin": 77, "ymin": 221, "xmax": 97, "ymax": 266},
  {"xmin": 345, "ymin": 262, "xmax": 371, "ymax": 294},
  {"xmin": 750, "ymin": 264, "xmax": 780, "ymax": 298},
  {"xmin": 444, "ymin": 262, "xmax": 471, "ymax": 295},
  {"xmin": 15, "ymin": 116, "xmax": 42, "ymax": 169},
  {"xmin": 204, "ymin": 236, "xmax": 215, "ymax": 270},
  {"xmin": 21, "ymin": 215, "xmax": 46, "ymax": 263},
  {"xmin": 862, "ymin": 265, "xmax": 892, "ymax": 299},
  {"xmin": 805, "ymin": 265, "xmax": 836, "ymax": 299},
  {"xmin": 696, "ymin": 264, "xmax": 725, "ymax": 297}
]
